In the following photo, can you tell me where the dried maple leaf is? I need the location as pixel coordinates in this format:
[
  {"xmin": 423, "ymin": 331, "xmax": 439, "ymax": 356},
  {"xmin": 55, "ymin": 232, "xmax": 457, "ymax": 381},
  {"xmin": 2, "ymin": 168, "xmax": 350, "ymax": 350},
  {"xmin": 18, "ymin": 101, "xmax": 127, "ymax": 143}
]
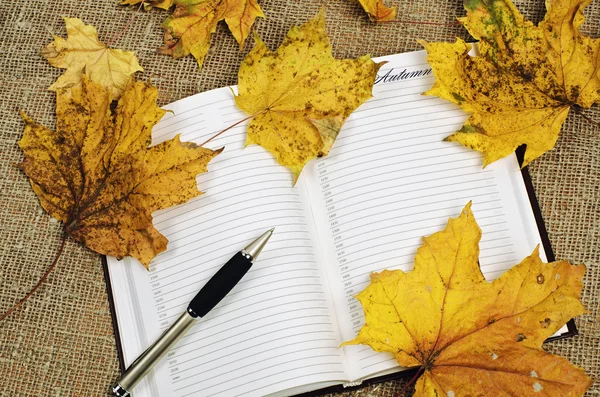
[
  {"xmin": 123, "ymin": 0, "xmax": 264, "ymax": 68},
  {"xmin": 344, "ymin": 203, "xmax": 592, "ymax": 396},
  {"xmin": 354, "ymin": 0, "xmax": 397, "ymax": 22},
  {"xmin": 18, "ymin": 77, "xmax": 221, "ymax": 267},
  {"xmin": 234, "ymin": 9, "xmax": 383, "ymax": 182},
  {"xmin": 42, "ymin": 17, "xmax": 143, "ymax": 101},
  {"xmin": 420, "ymin": 0, "xmax": 600, "ymax": 167}
]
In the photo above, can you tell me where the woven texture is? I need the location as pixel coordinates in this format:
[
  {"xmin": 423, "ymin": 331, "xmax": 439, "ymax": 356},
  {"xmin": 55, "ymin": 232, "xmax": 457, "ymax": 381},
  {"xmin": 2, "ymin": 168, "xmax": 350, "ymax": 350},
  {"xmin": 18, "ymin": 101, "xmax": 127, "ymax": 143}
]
[{"xmin": 0, "ymin": 0, "xmax": 598, "ymax": 396}]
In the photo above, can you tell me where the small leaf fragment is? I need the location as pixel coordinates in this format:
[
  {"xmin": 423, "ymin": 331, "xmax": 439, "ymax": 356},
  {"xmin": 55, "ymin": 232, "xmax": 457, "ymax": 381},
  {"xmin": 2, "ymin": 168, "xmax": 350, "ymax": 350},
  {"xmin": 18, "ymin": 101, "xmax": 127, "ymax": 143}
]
[
  {"xmin": 121, "ymin": 0, "xmax": 174, "ymax": 10},
  {"xmin": 354, "ymin": 0, "xmax": 397, "ymax": 22},
  {"xmin": 344, "ymin": 203, "xmax": 592, "ymax": 396},
  {"xmin": 42, "ymin": 17, "xmax": 143, "ymax": 100},
  {"xmin": 18, "ymin": 77, "xmax": 221, "ymax": 267},
  {"xmin": 235, "ymin": 9, "xmax": 383, "ymax": 182}
]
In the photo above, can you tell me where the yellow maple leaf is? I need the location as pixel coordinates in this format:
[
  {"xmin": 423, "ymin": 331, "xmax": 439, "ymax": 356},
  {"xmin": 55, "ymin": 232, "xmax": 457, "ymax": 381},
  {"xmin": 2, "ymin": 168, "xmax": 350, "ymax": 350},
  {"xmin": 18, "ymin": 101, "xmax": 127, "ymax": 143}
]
[
  {"xmin": 419, "ymin": 0, "xmax": 600, "ymax": 167},
  {"xmin": 42, "ymin": 17, "xmax": 143, "ymax": 100},
  {"xmin": 343, "ymin": 203, "xmax": 592, "ymax": 396},
  {"xmin": 138, "ymin": 0, "xmax": 265, "ymax": 68},
  {"xmin": 354, "ymin": 0, "xmax": 397, "ymax": 22},
  {"xmin": 18, "ymin": 77, "xmax": 221, "ymax": 267},
  {"xmin": 234, "ymin": 9, "xmax": 383, "ymax": 182}
]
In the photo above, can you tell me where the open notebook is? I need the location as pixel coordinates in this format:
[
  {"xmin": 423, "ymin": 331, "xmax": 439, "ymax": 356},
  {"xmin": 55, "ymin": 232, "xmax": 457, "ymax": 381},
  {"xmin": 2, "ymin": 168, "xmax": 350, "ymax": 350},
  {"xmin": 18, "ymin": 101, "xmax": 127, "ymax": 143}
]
[{"xmin": 104, "ymin": 49, "xmax": 574, "ymax": 397}]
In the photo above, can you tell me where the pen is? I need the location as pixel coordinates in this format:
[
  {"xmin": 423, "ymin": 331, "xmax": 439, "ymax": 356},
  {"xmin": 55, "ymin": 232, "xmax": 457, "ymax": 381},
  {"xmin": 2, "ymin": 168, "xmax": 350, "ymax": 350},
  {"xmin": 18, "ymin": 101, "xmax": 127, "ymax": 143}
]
[{"xmin": 112, "ymin": 228, "xmax": 274, "ymax": 397}]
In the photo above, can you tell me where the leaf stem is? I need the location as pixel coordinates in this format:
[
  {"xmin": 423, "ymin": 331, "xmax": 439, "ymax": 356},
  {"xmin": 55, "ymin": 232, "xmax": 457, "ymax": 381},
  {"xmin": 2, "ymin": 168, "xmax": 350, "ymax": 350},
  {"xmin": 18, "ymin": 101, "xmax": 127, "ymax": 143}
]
[
  {"xmin": 107, "ymin": 1, "xmax": 145, "ymax": 47},
  {"xmin": 394, "ymin": 366, "xmax": 424, "ymax": 397},
  {"xmin": 379, "ymin": 19, "xmax": 461, "ymax": 27},
  {"xmin": 573, "ymin": 106, "xmax": 600, "ymax": 130},
  {"xmin": 199, "ymin": 113, "xmax": 260, "ymax": 147},
  {"xmin": 0, "ymin": 234, "xmax": 67, "ymax": 322}
]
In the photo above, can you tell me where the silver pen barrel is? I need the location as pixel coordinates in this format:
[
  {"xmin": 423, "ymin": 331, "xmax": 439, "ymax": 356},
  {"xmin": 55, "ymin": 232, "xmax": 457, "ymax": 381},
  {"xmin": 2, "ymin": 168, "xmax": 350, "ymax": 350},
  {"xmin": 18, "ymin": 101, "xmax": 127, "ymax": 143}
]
[
  {"xmin": 113, "ymin": 311, "xmax": 196, "ymax": 397},
  {"xmin": 111, "ymin": 228, "xmax": 273, "ymax": 396}
]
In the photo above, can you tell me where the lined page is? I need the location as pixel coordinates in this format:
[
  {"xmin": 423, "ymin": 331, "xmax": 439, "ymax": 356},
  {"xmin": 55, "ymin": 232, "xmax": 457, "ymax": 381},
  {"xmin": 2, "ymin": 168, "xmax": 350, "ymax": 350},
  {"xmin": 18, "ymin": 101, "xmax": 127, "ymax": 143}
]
[
  {"xmin": 107, "ymin": 87, "xmax": 346, "ymax": 397},
  {"xmin": 302, "ymin": 51, "xmax": 547, "ymax": 380}
]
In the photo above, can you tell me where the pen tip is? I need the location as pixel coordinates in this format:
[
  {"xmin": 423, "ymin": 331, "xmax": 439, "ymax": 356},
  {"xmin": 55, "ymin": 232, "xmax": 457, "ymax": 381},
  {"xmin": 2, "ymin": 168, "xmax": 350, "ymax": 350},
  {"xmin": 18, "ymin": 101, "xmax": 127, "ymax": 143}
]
[{"xmin": 245, "ymin": 228, "xmax": 274, "ymax": 261}]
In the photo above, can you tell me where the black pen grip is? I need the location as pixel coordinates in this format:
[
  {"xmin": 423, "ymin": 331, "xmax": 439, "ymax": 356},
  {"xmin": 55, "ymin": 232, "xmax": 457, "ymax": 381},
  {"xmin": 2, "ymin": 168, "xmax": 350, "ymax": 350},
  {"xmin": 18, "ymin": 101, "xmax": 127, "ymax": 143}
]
[{"xmin": 188, "ymin": 252, "xmax": 252, "ymax": 318}]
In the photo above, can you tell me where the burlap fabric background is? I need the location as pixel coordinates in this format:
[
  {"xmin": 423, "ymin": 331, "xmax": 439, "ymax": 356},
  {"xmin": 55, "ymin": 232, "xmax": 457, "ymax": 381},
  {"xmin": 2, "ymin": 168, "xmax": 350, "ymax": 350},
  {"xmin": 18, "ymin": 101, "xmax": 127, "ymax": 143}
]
[{"xmin": 0, "ymin": 0, "xmax": 598, "ymax": 396}]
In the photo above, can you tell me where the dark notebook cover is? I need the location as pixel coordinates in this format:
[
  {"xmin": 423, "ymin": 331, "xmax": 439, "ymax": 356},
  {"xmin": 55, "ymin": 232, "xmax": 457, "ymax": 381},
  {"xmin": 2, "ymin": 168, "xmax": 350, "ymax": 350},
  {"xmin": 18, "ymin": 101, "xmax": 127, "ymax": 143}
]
[{"xmin": 102, "ymin": 146, "xmax": 578, "ymax": 396}]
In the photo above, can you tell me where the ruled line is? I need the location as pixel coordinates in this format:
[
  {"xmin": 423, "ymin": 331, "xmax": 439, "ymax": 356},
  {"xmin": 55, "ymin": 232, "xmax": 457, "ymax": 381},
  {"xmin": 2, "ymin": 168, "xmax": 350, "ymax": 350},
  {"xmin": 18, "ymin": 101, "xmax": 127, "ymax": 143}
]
[{"xmin": 174, "ymin": 327, "xmax": 336, "ymax": 373}]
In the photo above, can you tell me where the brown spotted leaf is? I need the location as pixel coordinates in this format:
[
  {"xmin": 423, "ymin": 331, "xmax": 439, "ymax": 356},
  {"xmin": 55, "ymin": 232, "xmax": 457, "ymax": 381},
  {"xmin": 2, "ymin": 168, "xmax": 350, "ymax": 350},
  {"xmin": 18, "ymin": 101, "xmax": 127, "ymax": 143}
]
[
  {"xmin": 420, "ymin": 0, "xmax": 600, "ymax": 167},
  {"xmin": 18, "ymin": 78, "xmax": 221, "ymax": 267},
  {"xmin": 344, "ymin": 203, "xmax": 592, "ymax": 397}
]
